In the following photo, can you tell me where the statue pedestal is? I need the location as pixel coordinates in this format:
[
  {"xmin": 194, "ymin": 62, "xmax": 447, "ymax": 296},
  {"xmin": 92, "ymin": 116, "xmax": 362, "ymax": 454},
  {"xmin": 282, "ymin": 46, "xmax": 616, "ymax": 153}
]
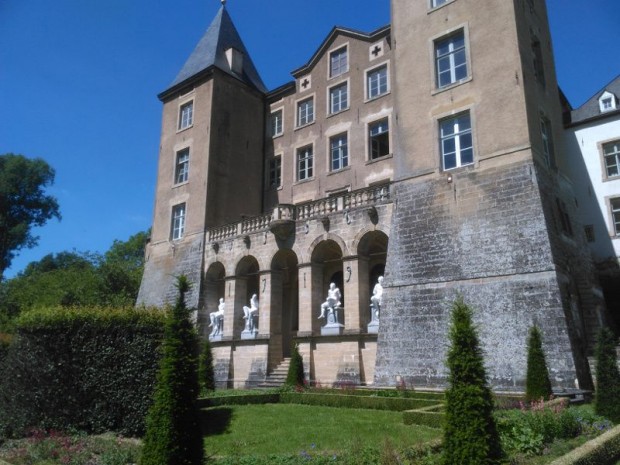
[
  {"xmin": 321, "ymin": 322, "xmax": 344, "ymax": 336},
  {"xmin": 240, "ymin": 329, "xmax": 258, "ymax": 340},
  {"xmin": 209, "ymin": 333, "xmax": 223, "ymax": 342},
  {"xmin": 367, "ymin": 320, "xmax": 379, "ymax": 334}
]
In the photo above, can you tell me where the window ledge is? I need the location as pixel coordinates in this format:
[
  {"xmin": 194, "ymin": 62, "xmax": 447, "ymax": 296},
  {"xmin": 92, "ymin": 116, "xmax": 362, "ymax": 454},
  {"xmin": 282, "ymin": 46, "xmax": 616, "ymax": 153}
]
[
  {"xmin": 364, "ymin": 91, "xmax": 391, "ymax": 104},
  {"xmin": 328, "ymin": 166, "xmax": 351, "ymax": 176},
  {"xmin": 427, "ymin": 0, "xmax": 456, "ymax": 13},
  {"xmin": 293, "ymin": 177, "xmax": 315, "ymax": 186},
  {"xmin": 327, "ymin": 108, "xmax": 350, "ymax": 119},
  {"xmin": 295, "ymin": 121, "xmax": 316, "ymax": 131},
  {"xmin": 431, "ymin": 76, "xmax": 473, "ymax": 96},
  {"xmin": 172, "ymin": 181, "xmax": 189, "ymax": 189},
  {"xmin": 366, "ymin": 153, "xmax": 393, "ymax": 165},
  {"xmin": 272, "ymin": 133, "xmax": 283, "ymax": 139},
  {"xmin": 176, "ymin": 125, "xmax": 193, "ymax": 134},
  {"xmin": 442, "ymin": 161, "xmax": 475, "ymax": 173}
]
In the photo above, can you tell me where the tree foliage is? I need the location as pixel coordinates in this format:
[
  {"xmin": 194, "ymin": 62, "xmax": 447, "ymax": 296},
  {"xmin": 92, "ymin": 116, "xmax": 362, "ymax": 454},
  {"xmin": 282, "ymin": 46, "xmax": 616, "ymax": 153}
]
[
  {"xmin": 140, "ymin": 276, "xmax": 204, "ymax": 465},
  {"xmin": 594, "ymin": 327, "xmax": 620, "ymax": 423},
  {"xmin": 199, "ymin": 336, "xmax": 216, "ymax": 392},
  {"xmin": 525, "ymin": 325, "xmax": 553, "ymax": 403},
  {"xmin": 0, "ymin": 154, "xmax": 61, "ymax": 280},
  {"xmin": 442, "ymin": 298, "xmax": 502, "ymax": 465},
  {"xmin": 286, "ymin": 343, "xmax": 305, "ymax": 388}
]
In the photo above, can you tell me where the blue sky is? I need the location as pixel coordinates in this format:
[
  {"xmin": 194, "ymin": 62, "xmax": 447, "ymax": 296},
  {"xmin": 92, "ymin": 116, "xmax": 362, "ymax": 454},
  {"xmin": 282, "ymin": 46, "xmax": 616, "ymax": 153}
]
[{"xmin": 1, "ymin": 0, "xmax": 619, "ymax": 278}]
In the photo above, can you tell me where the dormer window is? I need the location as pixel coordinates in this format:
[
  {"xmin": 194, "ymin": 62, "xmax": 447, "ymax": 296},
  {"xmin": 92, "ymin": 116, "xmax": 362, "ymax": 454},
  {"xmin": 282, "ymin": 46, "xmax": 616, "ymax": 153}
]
[
  {"xmin": 599, "ymin": 91, "xmax": 617, "ymax": 113},
  {"xmin": 329, "ymin": 46, "xmax": 348, "ymax": 78},
  {"xmin": 225, "ymin": 47, "xmax": 244, "ymax": 75}
]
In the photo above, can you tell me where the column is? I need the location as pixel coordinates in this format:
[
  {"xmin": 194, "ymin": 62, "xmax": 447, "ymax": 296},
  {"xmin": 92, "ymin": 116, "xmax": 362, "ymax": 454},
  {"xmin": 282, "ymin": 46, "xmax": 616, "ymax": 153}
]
[{"xmin": 297, "ymin": 263, "xmax": 323, "ymax": 335}]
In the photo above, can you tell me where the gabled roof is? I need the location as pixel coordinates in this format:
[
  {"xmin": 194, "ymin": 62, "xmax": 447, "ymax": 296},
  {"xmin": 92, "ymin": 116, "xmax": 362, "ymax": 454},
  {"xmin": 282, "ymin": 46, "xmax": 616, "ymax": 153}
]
[
  {"xmin": 159, "ymin": 6, "xmax": 266, "ymax": 100},
  {"xmin": 291, "ymin": 25, "xmax": 391, "ymax": 78},
  {"xmin": 569, "ymin": 74, "xmax": 620, "ymax": 126}
]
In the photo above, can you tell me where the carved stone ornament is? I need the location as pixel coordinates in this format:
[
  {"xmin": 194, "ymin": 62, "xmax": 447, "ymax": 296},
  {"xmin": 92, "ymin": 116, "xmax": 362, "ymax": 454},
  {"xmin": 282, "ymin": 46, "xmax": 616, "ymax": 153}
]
[{"xmin": 269, "ymin": 219, "xmax": 295, "ymax": 241}]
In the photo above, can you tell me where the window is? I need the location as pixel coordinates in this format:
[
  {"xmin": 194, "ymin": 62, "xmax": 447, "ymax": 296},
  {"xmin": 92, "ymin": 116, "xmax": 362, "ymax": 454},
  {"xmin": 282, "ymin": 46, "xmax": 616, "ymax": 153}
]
[
  {"xmin": 270, "ymin": 109, "xmax": 283, "ymax": 136},
  {"xmin": 178, "ymin": 101, "xmax": 193, "ymax": 130},
  {"xmin": 297, "ymin": 146, "xmax": 313, "ymax": 181},
  {"xmin": 174, "ymin": 148, "xmax": 190, "ymax": 184},
  {"xmin": 268, "ymin": 156, "xmax": 282, "ymax": 188},
  {"xmin": 367, "ymin": 65, "xmax": 388, "ymax": 99},
  {"xmin": 297, "ymin": 98, "xmax": 314, "ymax": 126},
  {"xmin": 171, "ymin": 203, "xmax": 186, "ymax": 240},
  {"xmin": 435, "ymin": 31, "xmax": 467, "ymax": 88},
  {"xmin": 431, "ymin": 0, "xmax": 448, "ymax": 7},
  {"xmin": 603, "ymin": 141, "xmax": 620, "ymax": 178},
  {"xmin": 329, "ymin": 82, "xmax": 348, "ymax": 114},
  {"xmin": 329, "ymin": 47, "xmax": 348, "ymax": 78},
  {"xmin": 369, "ymin": 119, "xmax": 390, "ymax": 160},
  {"xmin": 584, "ymin": 225, "xmax": 595, "ymax": 243},
  {"xmin": 440, "ymin": 112, "xmax": 473, "ymax": 170},
  {"xmin": 612, "ymin": 199, "xmax": 620, "ymax": 235},
  {"xmin": 330, "ymin": 134, "xmax": 348, "ymax": 171},
  {"xmin": 599, "ymin": 92, "xmax": 617, "ymax": 113},
  {"xmin": 532, "ymin": 39, "xmax": 546, "ymax": 88},
  {"xmin": 555, "ymin": 199, "xmax": 573, "ymax": 236},
  {"xmin": 602, "ymin": 98, "xmax": 613, "ymax": 111},
  {"xmin": 540, "ymin": 117, "xmax": 555, "ymax": 168}
]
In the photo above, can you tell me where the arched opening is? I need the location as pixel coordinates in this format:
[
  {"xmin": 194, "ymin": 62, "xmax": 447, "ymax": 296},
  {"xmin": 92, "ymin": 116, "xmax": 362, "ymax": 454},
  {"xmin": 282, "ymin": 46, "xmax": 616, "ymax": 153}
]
[
  {"xmin": 203, "ymin": 262, "xmax": 226, "ymax": 337},
  {"xmin": 311, "ymin": 239, "xmax": 344, "ymax": 331},
  {"xmin": 357, "ymin": 231, "xmax": 388, "ymax": 328},
  {"xmin": 234, "ymin": 256, "xmax": 260, "ymax": 337},
  {"xmin": 271, "ymin": 249, "xmax": 299, "ymax": 358}
]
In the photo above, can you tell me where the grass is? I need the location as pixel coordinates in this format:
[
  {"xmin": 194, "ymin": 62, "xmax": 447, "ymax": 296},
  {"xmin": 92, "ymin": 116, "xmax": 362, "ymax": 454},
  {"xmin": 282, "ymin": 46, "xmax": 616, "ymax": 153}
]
[{"xmin": 202, "ymin": 403, "xmax": 441, "ymax": 457}]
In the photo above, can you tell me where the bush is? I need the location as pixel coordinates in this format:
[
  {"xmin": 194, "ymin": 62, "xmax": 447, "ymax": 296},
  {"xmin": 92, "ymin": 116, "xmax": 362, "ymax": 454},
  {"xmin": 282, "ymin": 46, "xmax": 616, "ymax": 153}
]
[
  {"xmin": 280, "ymin": 392, "xmax": 439, "ymax": 411},
  {"xmin": 525, "ymin": 325, "xmax": 553, "ymax": 403},
  {"xmin": 0, "ymin": 306, "xmax": 165, "ymax": 438},
  {"xmin": 594, "ymin": 327, "xmax": 620, "ymax": 423},
  {"xmin": 285, "ymin": 343, "xmax": 304, "ymax": 388},
  {"xmin": 442, "ymin": 298, "xmax": 503, "ymax": 465},
  {"xmin": 199, "ymin": 337, "xmax": 215, "ymax": 392},
  {"xmin": 548, "ymin": 424, "xmax": 620, "ymax": 465},
  {"xmin": 140, "ymin": 276, "xmax": 203, "ymax": 465}
]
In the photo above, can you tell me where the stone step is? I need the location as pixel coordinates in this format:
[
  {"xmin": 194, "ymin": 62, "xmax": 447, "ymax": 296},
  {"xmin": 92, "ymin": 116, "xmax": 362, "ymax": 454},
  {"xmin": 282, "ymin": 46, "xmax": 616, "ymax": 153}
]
[{"xmin": 256, "ymin": 358, "xmax": 291, "ymax": 388}]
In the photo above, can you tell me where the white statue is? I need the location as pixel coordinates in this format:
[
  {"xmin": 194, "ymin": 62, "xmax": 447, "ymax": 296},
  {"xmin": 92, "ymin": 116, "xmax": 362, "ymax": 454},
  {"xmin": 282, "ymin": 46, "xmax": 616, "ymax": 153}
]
[
  {"xmin": 243, "ymin": 293, "xmax": 259, "ymax": 333},
  {"xmin": 318, "ymin": 282, "xmax": 342, "ymax": 321},
  {"xmin": 370, "ymin": 276, "xmax": 384, "ymax": 321},
  {"xmin": 209, "ymin": 298, "xmax": 225, "ymax": 337}
]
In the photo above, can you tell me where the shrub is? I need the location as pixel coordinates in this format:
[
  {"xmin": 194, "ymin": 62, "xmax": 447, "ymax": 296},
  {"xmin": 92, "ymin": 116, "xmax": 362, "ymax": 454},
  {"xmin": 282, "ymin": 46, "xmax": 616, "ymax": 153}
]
[
  {"xmin": 140, "ymin": 275, "xmax": 203, "ymax": 465},
  {"xmin": 199, "ymin": 336, "xmax": 215, "ymax": 392},
  {"xmin": 285, "ymin": 343, "xmax": 305, "ymax": 388},
  {"xmin": 0, "ymin": 306, "xmax": 165, "ymax": 438},
  {"xmin": 525, "ymin": 325, "xmax": 553, "ymax": 403},
  {"xmin": 442, "ymin": 298, "xmax": 503, "ymax": 465},
  {"xmin": 594, "ymin": 327, "xmax": 620, "ymax": 423}
]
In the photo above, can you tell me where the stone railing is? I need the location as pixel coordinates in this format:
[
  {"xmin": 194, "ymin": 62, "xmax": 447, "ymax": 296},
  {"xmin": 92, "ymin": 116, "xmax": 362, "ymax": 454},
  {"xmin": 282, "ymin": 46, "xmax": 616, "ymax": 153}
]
[{"xmin": 206, "ymin": 183, "xmax": 391, "ymax": 242}]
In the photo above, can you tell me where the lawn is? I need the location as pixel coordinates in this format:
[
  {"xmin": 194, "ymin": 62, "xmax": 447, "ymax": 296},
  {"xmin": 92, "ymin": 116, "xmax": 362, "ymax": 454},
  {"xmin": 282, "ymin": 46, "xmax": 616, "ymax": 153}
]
[{"xmin": 202, "ymin": 403, "xmax": 441, "ymax": 457}]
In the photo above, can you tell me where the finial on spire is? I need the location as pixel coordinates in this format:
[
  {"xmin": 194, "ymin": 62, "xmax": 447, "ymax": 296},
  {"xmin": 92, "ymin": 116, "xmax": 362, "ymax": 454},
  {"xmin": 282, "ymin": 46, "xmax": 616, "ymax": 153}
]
[{"xmin": 221, "ymin": 0, "xmax": 226, "ymax": 6}]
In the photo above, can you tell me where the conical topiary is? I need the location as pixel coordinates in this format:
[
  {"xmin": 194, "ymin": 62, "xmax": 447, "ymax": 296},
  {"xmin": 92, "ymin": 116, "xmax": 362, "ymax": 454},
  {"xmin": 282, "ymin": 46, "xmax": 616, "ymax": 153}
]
[
  {"xmin": 199, "ymin": 337, "xmax": 216, "ymax": 392},
  {"xmin": 594, "ymin": 327, "xmax": 620, "ymax": 423},
  {"xmin": 442, "ymin": 297, "xmax": 502, "ymax": 465},
  {"xmin": 285, "ymin": 342, "xmax": 305, "ymax": 388},
  {"xmin": 140, "ymin": 275, "xmax": 204, "ymax": 465},
  {"xmin": 525, "ymin": 325, "xmax": 553, "ymax": 403}
]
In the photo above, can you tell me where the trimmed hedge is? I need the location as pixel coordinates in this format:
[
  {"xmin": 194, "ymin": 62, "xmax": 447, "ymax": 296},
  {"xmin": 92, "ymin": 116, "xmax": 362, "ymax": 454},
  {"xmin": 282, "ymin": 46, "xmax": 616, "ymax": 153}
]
[
  {"xmin": 0, "ymin": 306, "xmax": 166, "ymax": 438},
  {"xmin": 199, "ymin": 393, "xmax": 280, "ymax": 408},
  {"xmin": 548, "ymin": 424, "xmax": 620, "ymax": 465},
  {"xmin": 280, "ymin": 392, "xmax": 440, "ymax": 411},
  {"xmin": 403, "ymin": 404, "xmax": 445, "ymax": 429}
]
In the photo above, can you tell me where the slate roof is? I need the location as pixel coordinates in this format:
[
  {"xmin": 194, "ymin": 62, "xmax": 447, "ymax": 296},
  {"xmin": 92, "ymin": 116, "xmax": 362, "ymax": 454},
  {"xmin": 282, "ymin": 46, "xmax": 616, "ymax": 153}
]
[
  {"xmin": 570, "ymin": 74, "xmax": 620, "ymax": 125},
  {"xmin": 160, "ymin": 6, "xmax": 266, "ymax": 99}
]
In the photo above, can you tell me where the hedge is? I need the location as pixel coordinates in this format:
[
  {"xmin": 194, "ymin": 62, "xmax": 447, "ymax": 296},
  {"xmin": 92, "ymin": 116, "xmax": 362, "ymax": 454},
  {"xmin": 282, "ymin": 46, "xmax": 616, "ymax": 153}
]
[
  {"xmin": 548, "ymin": 424, "xmax": 620, "ymax": 465},
  {"xmin": 0, "ymin": 306, "xmax": 166, "ymax": 438},
  {"xmin": 199, "ymin": 393, "xmax": 280, "ymax": 408},
  {"xmin": 403, "ymin": 404, "xmax": 445, "ymax": 429},
  {"xmin": 280, "ymin": 392, "xmax": 441, "ymax": 411}
]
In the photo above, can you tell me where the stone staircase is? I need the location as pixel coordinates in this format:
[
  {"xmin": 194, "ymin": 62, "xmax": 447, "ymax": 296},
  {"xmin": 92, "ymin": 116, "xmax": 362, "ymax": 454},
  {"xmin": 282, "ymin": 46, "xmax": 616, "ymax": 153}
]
[{"xmin": 257, "ymin": 358, "xmax": 291, "ymax": 388}]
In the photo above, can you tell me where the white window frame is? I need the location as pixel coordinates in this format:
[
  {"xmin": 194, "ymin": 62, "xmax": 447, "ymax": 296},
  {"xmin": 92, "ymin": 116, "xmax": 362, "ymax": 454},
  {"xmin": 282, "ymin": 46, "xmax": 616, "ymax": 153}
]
[
  {"xmin": 270, "ymin": 108, "xmax": 283, "ymax": 137},
  {"xmin": 296, "ymin": 97, "xmax": 315, "ymax": 127},
  {"xmin": 268, "ymin": 154, "xmax": 282, "ymax": 189},
  {"xmin": 328, "ymin": 81, "xmax": 349, "ymax": 115},
  {"xmin": 434, "ymin": 30, "xmax": 468, "ymax": 89},
  {"xmin": 330, "ymin": 133, "xmax": 349, "ymax": 171},
  {"xmin": 366, "ymin": 64, "xmax": 389, "ymax": 100},
  {"xmin": 329, "ymin": 45, "xmax": 348, "ymax": 78},
  {"xmin": 440, "ymin": 112, "xmax": 473, "ymax": 171},
  {"xmin": 599, "ymin": 91, "xmax": 617, "ymax": 113},
  {"xmin": 603, "ymin": 140, "xmax": 620, "ymax": 179},
  {"xmin": 368, "ymin": 118, "xmax": 390, "ymax": 160},
  {"xmin": 174, "ymin": 148, "xmax": 190, "ymax": 185},
  {"xmin": 611, "ymin": 198, "xmax": 620, "ymax": 236},
  {"xmin": 171, "ymin": 203, "xmax": 186, "ymax": 241},
  {"xmin": 178, "ymin": 101, "xmax": 193, "ymax": 131},
  {"xmin": 297, "ymin": 145, "xmax": 314, "ymax": 181}
]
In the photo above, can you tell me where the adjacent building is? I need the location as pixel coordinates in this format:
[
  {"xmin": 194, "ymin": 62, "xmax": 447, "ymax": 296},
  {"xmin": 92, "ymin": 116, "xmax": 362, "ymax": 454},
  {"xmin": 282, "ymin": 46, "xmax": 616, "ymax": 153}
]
[{"xmin": 138, "ymin": 0, "xmax": 611, "ymax": 390}]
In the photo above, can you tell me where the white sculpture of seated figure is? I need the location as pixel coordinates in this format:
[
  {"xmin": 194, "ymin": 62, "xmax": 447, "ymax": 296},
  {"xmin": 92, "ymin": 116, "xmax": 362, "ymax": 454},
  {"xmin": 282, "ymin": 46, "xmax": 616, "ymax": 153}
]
[
  {"xmin": 209, "ymin": 298, "xmax": 225, "ymax": 337},
  {"xmin": 318, "ymin": 283, "xmax": 342, "ymax": 324},
  {"xmin": 370, "ymin": 276, "xmax": 383, "ymax": 322},
  {"xmin": 243, "ymin": 294, "xmax": 259, "ymax": 333}
]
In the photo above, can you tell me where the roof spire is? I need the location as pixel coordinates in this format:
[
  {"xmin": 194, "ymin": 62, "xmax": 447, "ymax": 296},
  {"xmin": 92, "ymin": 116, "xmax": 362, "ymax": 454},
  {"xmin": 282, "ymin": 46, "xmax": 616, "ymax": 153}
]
[{"xmin": 221, "ymin": 0, "xmax": 226, "ymax": 6}]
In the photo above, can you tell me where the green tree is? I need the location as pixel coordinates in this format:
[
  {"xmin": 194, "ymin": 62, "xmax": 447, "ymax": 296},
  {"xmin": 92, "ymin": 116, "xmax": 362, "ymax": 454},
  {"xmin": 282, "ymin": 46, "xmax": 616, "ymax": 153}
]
[
  {"xmin": 198, "ymin": 337, "xmax": 216, "ymax": 392},
  {"xmin": 140, "ymin": 276, "xmax": 203, "ymax": 465},
  {"xmin": 594, "ymin": 327, "xmax": 620, "ymax": 423},
  {"xmin": 285, "ymin": 342, "xmax": 305, "ymax": 388},
  {"xmin": 443, "ymin": 298, "xmax": 502, "ymax": 465},
  {"xmin": 0, "ymin": 154, "xmax": 61, "ymax": 280},
  {"xmin": 525, "ymin": 325, "xmax": 553, "ymax": 403}
]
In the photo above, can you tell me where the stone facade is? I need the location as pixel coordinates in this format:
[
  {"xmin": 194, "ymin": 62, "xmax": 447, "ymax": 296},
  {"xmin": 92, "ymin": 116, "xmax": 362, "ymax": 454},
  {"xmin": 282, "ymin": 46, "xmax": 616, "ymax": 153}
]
[{"xmin": 138, "ymin": 1, "xmax": 611, "ymax": 390}]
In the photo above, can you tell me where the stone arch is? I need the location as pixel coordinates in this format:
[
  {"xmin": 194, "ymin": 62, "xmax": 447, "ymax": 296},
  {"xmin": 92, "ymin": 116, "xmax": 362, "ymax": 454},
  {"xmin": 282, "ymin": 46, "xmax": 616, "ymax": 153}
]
[
  {"xmin": 356, "ymin": 230, "xmax": 389, "ymax": 329},
  {"xmin": 233, "ymin": 255, "xmax": 260, "ymax": 336},
  {"xmin": 270, "ymin": 249, "xmax": 300, "ymax": 358},
  {"xmin": 311, "ymin": 239, "xmax": 345, "ymax": 331},
  {"xmin": 202, "ymin": 261, "xmax": 226, "ymax": 337},
  {"xmin": 307, "ymin": 233, "xmax": 349, "ymax": 260}
]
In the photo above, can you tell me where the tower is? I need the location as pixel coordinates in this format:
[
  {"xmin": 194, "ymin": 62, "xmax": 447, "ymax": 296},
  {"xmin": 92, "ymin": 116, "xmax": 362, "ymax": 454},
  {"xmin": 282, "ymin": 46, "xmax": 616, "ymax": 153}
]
[{"xmin": 374, "ymin": 0, "xmax": 605, "ymax": 389}]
